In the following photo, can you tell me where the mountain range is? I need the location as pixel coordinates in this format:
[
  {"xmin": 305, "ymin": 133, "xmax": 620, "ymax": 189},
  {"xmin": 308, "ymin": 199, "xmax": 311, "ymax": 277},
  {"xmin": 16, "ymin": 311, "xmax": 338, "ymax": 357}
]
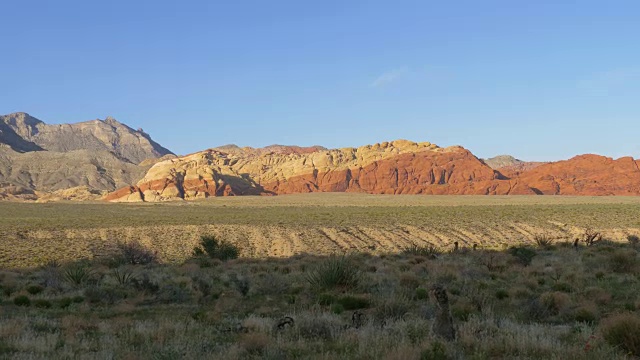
[
  {"xmin": 2, "ymin": 112, "xmax": 639, "ymax": 201},
  {"xmin": 0, "ymin": 112, "xmax": 174, "ymax": 200}
]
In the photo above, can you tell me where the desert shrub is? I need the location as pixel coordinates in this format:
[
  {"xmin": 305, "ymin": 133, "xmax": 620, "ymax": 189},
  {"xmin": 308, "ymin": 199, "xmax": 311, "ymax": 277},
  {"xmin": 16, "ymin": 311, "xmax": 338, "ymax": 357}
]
[
  {"xmin": 628, "ymin": 234, "xmax": 640, "ymax": 247},
  {"xmin": 451, "ymin": 298, "xmax": 477, "ymax": 322},
  {"xmin": 539, "ymin": 291, "xmax": 571, "ymax": 316},
  {"xmin": 399, "ymin": 273, "xmax": 421, "ymax": 289},
  {"xmin": 402, "ymin": 243, "xmax": 441, "ymax": 258},
  {"xmin": 600, "ymin": 313, "xmax": 640, "ymax": 356},
  {"xmin": 131, "ymin": 274, "xmax": 160, "ymax": 294},
  {"xmin": 297, "ymin": 315, "xmax": 341, "ymax": 341},
  {"xmin": 534, "ymin": 233, "xmax": 554, "ymax": 249},
  {"xmin": 524, "ymin": 298, "xmax": 552, "ymax": 322},
  {"xmin": 337, "ymin": 295, "xmax": 370, "ymax": 310},
  {"xmin": 583, "ymin": 227, "xmax": 602, "ymax": 246},
  {"xmin": 508, "ymin": 246, "xmax": 537, "ymax": 266},
  {"xmin": 13, "ymin": 295, "xmax": 30, "ymax": 307},
  {"xmin": 193, "ymin": 236, "xmax": 240, "ymax": 261},
  {"xmin": 226, "ymin": 273, "xmax": 250, "ymax": 296},
  {"xmin": 415, "ymin": 287, "xmax": 429, "ymax": 300},
  {"xmin": 552, "ymin": 282, "xmax": 573, "ymax": 293},
  {"xmin": 117, "ymin": 240, "xmax": 157, "ymax": 265},
  {"xmin": 317, "ymin": 293, "xmax": 335, "ymax": 306},
  {"xmin": 251, "ymin": 272, "xmax": 289, "ymax": 296},
  {"xmin": 57, "ymin": 297, "xmax": 73, "ymax": 309},
  {"xmin": 33, "ymin": 299, "xmax": 52, "ymax": 309},
  {"xmin": 84, "ymin": 286, "xmax": 130, "ymax": 305},
  {"xmin": 239, "ymin": 333, "xmax": 271, "ymax": 356},
  {"xmin": 609, "ymin": 249, "xmax": 638, "ymax": 273},
  {"xmin": 26, "ymin": 285, "xmax": 44, "ymax": 295},
  {"xmin": 156, "ymin": 284, "xmax": 193, "ymax": 304},
  {"xmin": 573, "ymin": 305, "xmax": 598, "ymax": 324},
  {"xmin": 331, "ymin": 303, "xmax": 344, "ymax": 314},
  {"xmin": 420, "ymin": 341, "xmax": 450, "ymax": 360},
  {"xmin": 495, "ymin": 289, "xmax": 509, "ymax": 300},
  {"xmin": 373, "ymin": 298, "xmax": 411, "ymax": 324},
  {"xmin": 306, "ymin": 256, "xmax": 361, "ymax": 291}
]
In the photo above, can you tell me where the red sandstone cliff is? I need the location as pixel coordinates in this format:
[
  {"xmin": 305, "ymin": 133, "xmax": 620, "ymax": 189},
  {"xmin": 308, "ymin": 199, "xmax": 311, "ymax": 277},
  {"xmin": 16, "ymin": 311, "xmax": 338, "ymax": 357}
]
[{"xmin": 104, "ymin": 140, "xmax": 640, "ymax": 202}]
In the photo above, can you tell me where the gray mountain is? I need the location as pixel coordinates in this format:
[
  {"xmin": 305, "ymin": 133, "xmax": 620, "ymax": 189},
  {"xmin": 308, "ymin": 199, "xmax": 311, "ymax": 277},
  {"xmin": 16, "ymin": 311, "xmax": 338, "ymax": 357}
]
[
  {"xmin": 482, "ymin": 155, "xmax": 524, "ymax": 169},
  {"xmin": 1, "ymin": 112, "xmax": 172, "ymax": 164},
  {"xmin": 0, "ymin": 112, "xmax": 174, "ymax": 200}
]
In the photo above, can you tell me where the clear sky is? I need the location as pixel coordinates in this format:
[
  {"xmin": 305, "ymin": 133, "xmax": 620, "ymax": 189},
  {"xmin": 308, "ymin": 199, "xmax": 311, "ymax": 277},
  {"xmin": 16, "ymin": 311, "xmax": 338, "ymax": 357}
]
[{"xmin": 1, "ymin": 1, "xmax": 639, "ymax": 160}]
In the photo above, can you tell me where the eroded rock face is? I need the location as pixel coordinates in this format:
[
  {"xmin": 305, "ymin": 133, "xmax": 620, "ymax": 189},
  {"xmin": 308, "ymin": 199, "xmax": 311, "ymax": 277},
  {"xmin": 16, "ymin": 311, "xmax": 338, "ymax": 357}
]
[
  {"xmin": 106, "ymin": 140, "xmax": 640, "ymax": 202},
  {"xmin": 105, "ymin": 140, "xmax": 509, "ymax": 201},
  {"xmin": 0, "ymin": 112, "xmax": 174, "ymax": 201},
  {"xmin": 1, "ymin": 112, "xmax": 173, "ymax": 164},
  {"xmin": 511, "ymin": 155, "xmax": 640, "ymax": 195}
]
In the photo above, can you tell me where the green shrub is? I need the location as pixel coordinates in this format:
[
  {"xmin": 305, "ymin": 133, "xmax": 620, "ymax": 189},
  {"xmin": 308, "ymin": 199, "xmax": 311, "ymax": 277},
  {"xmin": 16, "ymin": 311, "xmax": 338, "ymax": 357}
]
[
  {"xmin": 420, "ymin": 341, "xmax": 450, "ymax": 360},
  {"xmin": 317, "ymin": 293, "xmax": 335, "ymax": 306},
  {"xmin": 57, "ymin": 297, "xmax": 73, "ymax": 309},
  {"xmin": 72, "ymin": 296, "xmax": 85, "ymax": 303},
  {"xmin": 26, "ymin": 285, "xmax": 44, "ymax": 295},
  {"xmin": 337, "ymin": 295, "xmax": 370, "ymax": 310},
  {"xmin": 552, "ymin": 282, "xmax": 572, "ymax": 293},
  {"xmin": 193, "ymin": 236, "xmax": 240, "ymax": 261},
  {"xmin": 33, "ymin": 299, "xmax": 52, "ymax": 309},
  {"xmin": 13, "ymin": 295, "xmax": 30, "ymax": 307},
  {"xmin": 508, "ymin": 246, "xmax": 537, "ymax": 266},
  {"xmin": 306, "ymin": 256, "xmax": 361, "ymax": 291},
  {"xmin": 601, "ymin": 313, "xmax": 640, "ymax": 356},
  {"xmin": 331, "ymin": 303, "xmax": 345, "ymax": 315},
  {"xmin": 495, "ymin": 289, "xmax": 509, "ymax": 300},
  {"xmin": 415, "ymin": 287, "xmax": 429, "ymax": 300}
]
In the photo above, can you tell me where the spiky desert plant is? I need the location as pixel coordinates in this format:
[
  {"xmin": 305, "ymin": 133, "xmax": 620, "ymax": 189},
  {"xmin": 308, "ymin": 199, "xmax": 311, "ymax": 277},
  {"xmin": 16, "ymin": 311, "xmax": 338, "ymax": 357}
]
[
  {"xmin": 64, "ymin": 265, "xmax": 94, "ymax": 286},
  {"xmin": 306, "ymin": 256, "xmax": 361, "ymax": 291}
]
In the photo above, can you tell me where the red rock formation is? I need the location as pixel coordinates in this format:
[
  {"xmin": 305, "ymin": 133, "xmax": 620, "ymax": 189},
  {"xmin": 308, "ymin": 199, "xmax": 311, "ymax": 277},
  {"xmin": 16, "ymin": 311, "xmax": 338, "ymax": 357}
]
[
  {"xmin": 511, "ymin": 155, "xmax": 640, "ymax": 195},
  {"xmin": 104, "ymin": 140, "xmax": 640, "ymax": 202}
]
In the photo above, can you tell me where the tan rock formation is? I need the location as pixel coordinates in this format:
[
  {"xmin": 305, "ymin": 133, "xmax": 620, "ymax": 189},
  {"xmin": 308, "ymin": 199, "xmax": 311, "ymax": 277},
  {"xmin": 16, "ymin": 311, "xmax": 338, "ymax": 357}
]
[{"xmin": 106, "ymin": 140, "xmax": 640, "ymax": 202}]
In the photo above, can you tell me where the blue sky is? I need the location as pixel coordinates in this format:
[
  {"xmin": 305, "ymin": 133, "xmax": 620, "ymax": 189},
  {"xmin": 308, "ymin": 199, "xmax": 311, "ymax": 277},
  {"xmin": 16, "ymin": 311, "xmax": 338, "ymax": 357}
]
[{"xmin": 1, "ymin": 1, "xmax": 639, "ymax": 160}]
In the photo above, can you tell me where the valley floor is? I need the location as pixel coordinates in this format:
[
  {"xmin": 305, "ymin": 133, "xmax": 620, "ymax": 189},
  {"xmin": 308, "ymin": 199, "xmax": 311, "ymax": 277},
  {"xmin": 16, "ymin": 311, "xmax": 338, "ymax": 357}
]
[
  {"xmin": 0, "ymin": 194, "xmax": 639, "ymax": 268},
  {"xmin": 1, "ymin": 194, "xmax": 639, "ymax": 359}
]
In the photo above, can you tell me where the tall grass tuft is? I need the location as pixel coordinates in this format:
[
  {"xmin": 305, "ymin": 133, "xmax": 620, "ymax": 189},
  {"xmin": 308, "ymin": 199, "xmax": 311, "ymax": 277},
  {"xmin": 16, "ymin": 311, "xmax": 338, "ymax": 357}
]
[{"xmin": 306, "ymin": 256, "xmax": 362, "ymax": 291}]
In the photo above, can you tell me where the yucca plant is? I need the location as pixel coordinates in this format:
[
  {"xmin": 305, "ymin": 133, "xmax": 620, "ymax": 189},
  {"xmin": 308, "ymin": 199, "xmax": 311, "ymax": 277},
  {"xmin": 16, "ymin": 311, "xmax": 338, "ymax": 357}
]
[
  {"xmin": 533, "ymin": 233, "xmax": 554, "ymax": 249},
  {"xmin": 306, "ymin": 256, "xmax": 362, "ymax": 291},
  {"xmin": 64, "ymin": 265, "xmax": 94, "ymax": 286},
  {"xmin": 112, "ymin": 268, "xmax": 135, "ymax": 285}
]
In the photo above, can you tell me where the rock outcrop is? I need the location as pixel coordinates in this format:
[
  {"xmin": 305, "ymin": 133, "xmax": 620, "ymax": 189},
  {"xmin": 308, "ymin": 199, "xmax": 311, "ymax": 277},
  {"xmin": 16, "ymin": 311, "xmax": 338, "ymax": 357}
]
[
  {"xmin": 106, "ymin": 140, "xmax": 640, "ymax": 202},
  {"xmin": 104, "ymin": 140, "xmax": 517, "ymax": 201},
  {"xmin": 510, "ymin": 155, "xmax": 640, "ymax": 195}
]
